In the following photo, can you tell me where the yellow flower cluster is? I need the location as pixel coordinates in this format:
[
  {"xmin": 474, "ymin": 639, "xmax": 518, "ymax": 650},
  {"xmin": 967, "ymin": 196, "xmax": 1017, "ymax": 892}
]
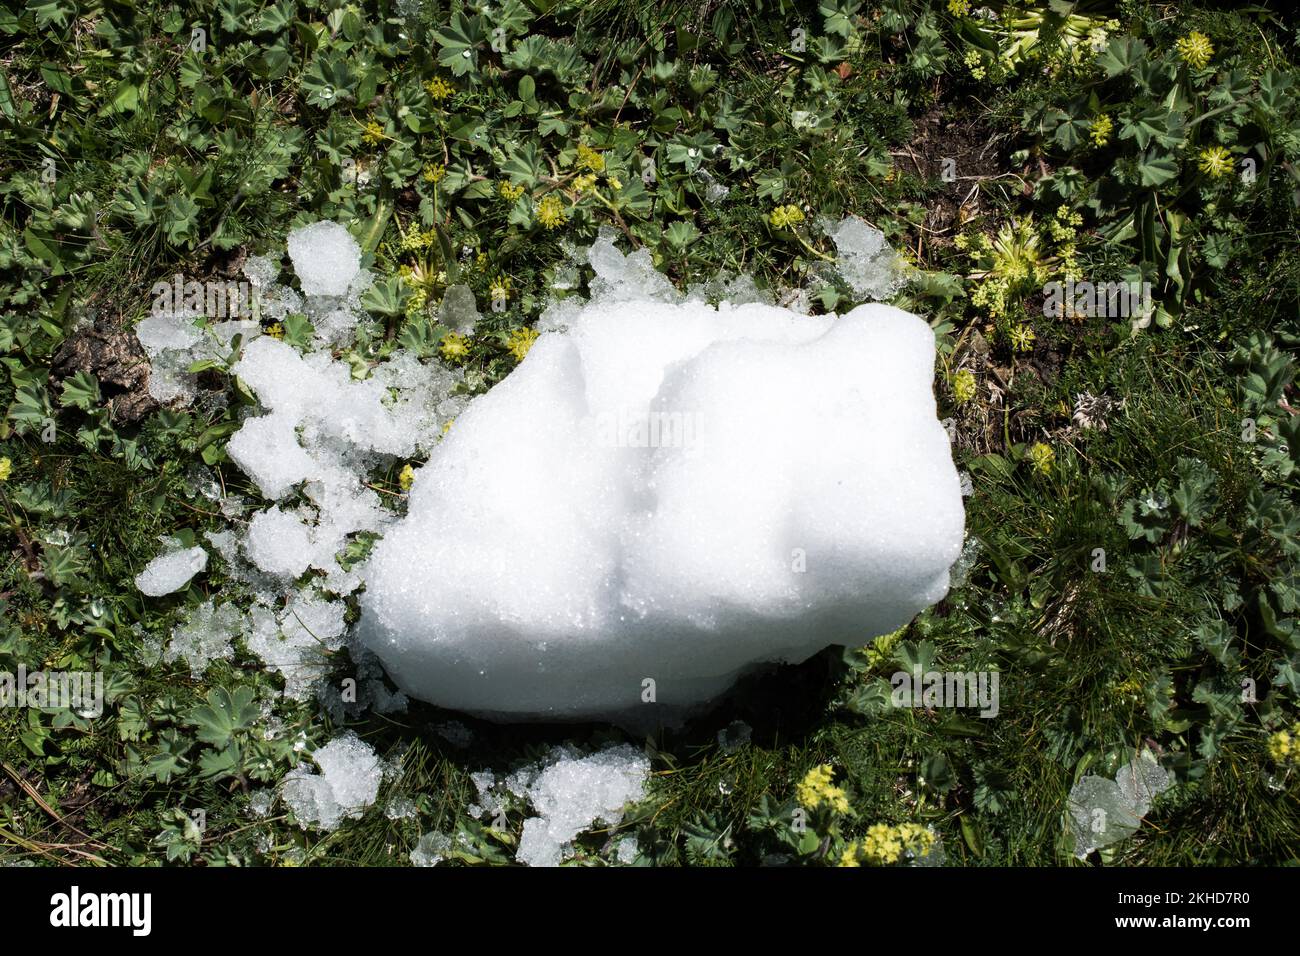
[
  {"xmin": 1048, "ymin": 205, "xmax": 1083, "ymax": 242},
  {"xmin": 953, "ymin": 368, "xmax": 976, "ymax": 404},
  {"xmin": 572, "ymin": 172, "xmax": 598, "ymax": 194},
  {"xmin": 536, "ymin": 193, "xmax": 568, "ymax": 229},
  {"xmin": 506, "ymin": 327, "xmax": 540, "ymax": 362},
  {"xmin": 398, "ymin": 464, "xmax": 415, "ymax": 492},
  {"xmin": 1029, "ymin": 442, "xmax": 1055, "ymax": 475},
  {"xmin": 963, "ymin": 48, "xmax": 986, "ymax": 81},
  {"xmin": 1175, "ymin": 31, "xmax": 1214, "ymax": 70},
  {"xmin": 0, "ymin": 457, "xmax": 12, "ymax": 481},
  {"xmin": 423, "ymin": 163, "xmax": 446, "ymax": 184},
  {"xmin": 265, "ymin": 322, "xmax": 284, "ymax": 340},
  {"xmin": 769, "ymin": 204, "xmax": 806, "ymax": 229},
  {"xmin": 440, "ymin": 332, "xmax": 470, "ymax": 362},
  {"xmin": 840, "ymin": 823, "xmax": 934, "ymax": 866},
  {"xmin": 1090, "ymin": 113, "xmax": 1113, "ymax": 147},
  {"xmin": 498, "ymin": 180, "xmax": 525, "ymax": 201},
  {"xmin": 796, "ymin": 764, "xmax": 851, "ymax": 814},
  {"xmin": 489, "ymin": 276, "xmax": 513, "ymax": 303},
  {"xmin": 1009, "ymin": 323, "xmax": 1036, "ymax": 353},
  {"xmin": 1198, "ymin": 145, "xmax": 1234, "ymax": 179},
  {"xmin": 948, "ymin": 0, "xmax": 970, "ymax": 16},
  {"xmin": 424, "ymin": 77, "xmax": 456, "ymax": 101},
  {"xmin": 1267, "ymin": 723, "xmax": 1300, "ymax": 766},
  {"xmin": 399, "ymin": 225, "xmax": 435, "ymax": 253},
  {"xmin": 361, "ymin": 119, "xmax": 386, "ymax": 146},
  {"xmin": 576, "ymin": 143, "xmax": 605, "ymax": 173}
]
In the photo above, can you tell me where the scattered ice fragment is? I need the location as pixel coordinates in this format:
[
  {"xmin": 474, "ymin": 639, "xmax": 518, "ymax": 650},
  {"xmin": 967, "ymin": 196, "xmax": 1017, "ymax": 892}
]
[
  {"xmin": 614, "ymin": 835, "xmax": 639, "ymax": 865},
  {"xmin": 248, "ymin": 790, "xmax": 274, "ymax": 818},
  {"xmin": 164, "ymin": 600, "xmax": 241, "ymax": 678},
  {"xmin": 287, "ymin": 220, "xmax": 361, "ymax": 297},
  {"xmin": 716, "ymin": 720, "xmax": 752, "ymax": 754},
  {"xmin": 243, "ymin": 591, "xmax": 348, "ymax": 700},
  {"xmin": 359, "ymin": 296, "xmax": 964, "ymax": 720},
  {"xmin": 511, "ymin": 743, "xmax": 650, "ymax": 867},
  {"xmin": 242, "ymin": 254, "xmax": 281, "ymax": 290},
  {"xmin": 244, "ymin": 506, "xmax": 313, "ymax": 578},
  {"xmin": 135, "ymin": 544, "xmax": 208, "ymax": 596},
  {"xmin": 1067, "ymin": 750, "xmax": 1173, "ymax": 858},
  {"xmin": 385, "ymin": 795, "xmax": 417, "ymax": 821},
  {"xmin": 946, "ymin": 536, "xmax": 981, "ymax": 590},
  {"xmin": 819, "ymin": 214, "xmax": 910, "ymax": 302},
  {"xmin": 585, "ymin": 230, "xmax": 682, "ymax": 303},
  {"xmin": 135, "ymin": 313, "xmax": 202, "ymax": 355},
  {"xmin": 438, "ymin": 284, "xmax": 481, "ymax": 335},
  {"xmin": 410, "ymin": 832, "xmax": 452, "ymax": 867},
  {"xmin": 280, "ymin": 732, "xmax": 382, "ymax": 831}
]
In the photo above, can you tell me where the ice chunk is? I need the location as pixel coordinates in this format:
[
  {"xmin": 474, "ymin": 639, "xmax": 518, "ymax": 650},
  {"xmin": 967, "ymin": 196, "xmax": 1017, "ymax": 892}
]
[
  {"xmin": 438, "ymin": 284, "xmax": 481, "ymax": 335},
  {"xmin": 1068, "ymin": 750, "xmax": 1173, "ymax": 858},
  {"xmin": 287, "ymin": 220, "xmax": 361, "ymax": 297},
  {"xmin": 242, "ymin": 254, "xmax": 281, "ymax": 290},
  {"xmin": 135, "ymin": 313, "xmax": 202, "ymax": 356},
  {"xmin": 585, "ymin": 231, "xmax": 682, "ymax": 303},
  {"xmin": 164, "ymin": 600, "xmax": 241, "ymax": 678},
  {"xmin": 512, "ymin": 744, "xmax": 650, "ymax": 867},
  {"xmin": 244, "ymin": 506, "xmax": 313, "ymax": 578},
  {"xmin": 243, "ymin": 591, "xmax": 347, "ymax": 700},
  {"xmin": 820, "ymin": 215, "xmax": 909, "ymax": 302},
  {"xmin": 410, "ymin": 832, "xmax": 452, "ymax": 867},
  {"xmin": 358, "ymin": 298, "xmax": 964, "ymax": 720},
  {"xmin": 280, "ymin": 732, "xmax": 382, "ymax": 831},
  {"xmin": 135, "ymin": 544, "xmax": 208, "ymax": 596},
  {"xmin": 615, "ymin": 835, "xmax": 639, "ymax": 864}
]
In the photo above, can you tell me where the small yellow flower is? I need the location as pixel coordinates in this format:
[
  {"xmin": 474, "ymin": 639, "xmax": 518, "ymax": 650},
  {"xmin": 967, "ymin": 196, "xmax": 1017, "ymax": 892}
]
[
  {"xmin": 440, "ymin": 332, "xmax": 470, "ymax": 362},
  {"xmin": 489, "ymin": 276, "xmax": 513, "ymax": 303},
  {"xmin": 607, "ymin": 176, "xmax": 623, "ymax": 191},
  {"xmin": 1028, "ymin": 442, "xmax": 1055, "ymax": 476},
  {"xmin": 1009, "ymin": 323, "xmax": 1036, "ymax": 352},
  {"xmin": 1198, "ymin": 145, "xmax": 1234, "ymax": 179},
  {"xmin": 795, "ymin": 763, "xmax": 851, "ymax": 814},
  {"xmin": 1090, "ymin": 114, "xmax": 1113, "ymax": 147},
  {"xmin": 861, "ymin": 824, "xmax": 903, "ymax": 865},
  {"xmin": 576, "ymin": 143, "xmax": 605, "ymax": 173},
  {"xmin": 424, "ymin": 77, "xmax": 456, "ymax": 101},
  {"xmin": 1175, "ymin": 32, "xmax": 1214, "ymax": 70},
  {"xmin": 399, "ymin": 224, "xmax": 434, "ymax": 253},
  {"xmin": 498, "ymin": 180, "xmax": 525, "ymax": 201},
  {"xmin": 572, "ymin": 172, "xmax": 598, "ymax": 194},
  {"xmin": 0, "ymin": 457, "xmax": 11, "ymax": 481},
  {"xmin": 838, "ymin": 842, "xmax": 861, "ymax": 867},
  {"xmin": 536, "ymin": 193, "xmax": 568, "ymax": 229},
  {"xmin": 265, "ymin": 322, "xmax": 284, "ymax": 340},
  {"xmin": 505, "ymin": 326, "xmax": 540, "ymax": 362},
  {"xmin": 769, "ymin": 204, "xmax": 805, "ymax": 229},
  {"xmin": 398, "ymin": 464, "xmax": 415, "ymax": 492},
  {"xmin": 1267, "ymin": 725, "xmax": 1300, "ymax": 765},
  {"xmin": 953, "ymin": 368, "xmax": 976, "ymax": 404},
  {"xmin": 361, "ymin": 119, "xmax": 386, "ymax": 146},
  {"xmin": 947, "ymin": 0, "xmax": 970, "ymax": 15},
  {"xmin": 423, "ymin": 163, "xmax": 446, "ymax": 184}
]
